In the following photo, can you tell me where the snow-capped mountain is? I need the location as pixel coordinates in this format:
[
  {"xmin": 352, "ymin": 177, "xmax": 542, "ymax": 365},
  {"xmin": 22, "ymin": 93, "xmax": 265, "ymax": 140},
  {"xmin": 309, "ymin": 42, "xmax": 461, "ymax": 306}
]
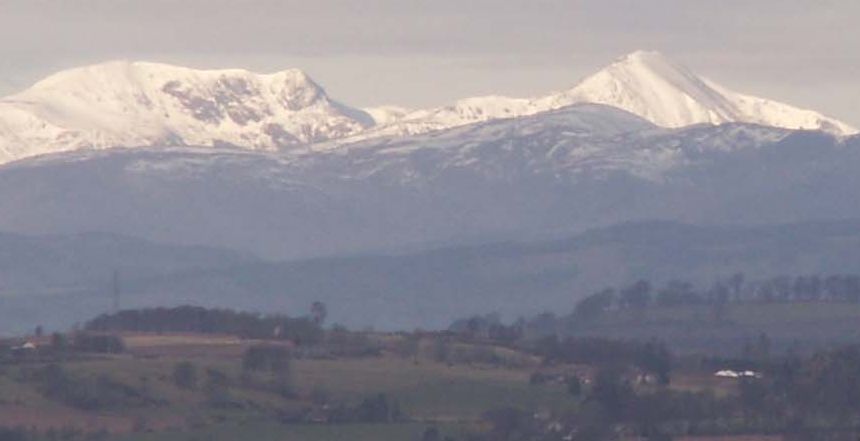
[
  {"xmin": 1, "ymin": 100, "xmax": 859, "ymax": 331},
  {"xmin": 0, "ymin": 51, "xmax": 854, "ymax": 166},
  {"xmin": 349, "ymin": 96, "xmax": 533, "ymax": 140},
  {"xmin": 330, "ymin": 104, "xmax": 792, "ymax": 183},
  {"xmin": 2, "ymin": 51, "xmax": 860, "ymax": 333},
  {"xmin": 539, "ymin": 51, "xmax": 856, "ymax": 134},
  {"xmin": 2, "ymin": 101, "xmax": 856, "ymax": 260},
  {"xmin": 362, "ymin": 105, "xmax": 411, "ymax": 126},
  {"xmin": 354, "ymin": 51, "xmax": 856, "ymax": 141},
  {"xmin": 0, "ymin": 61, "xmax": 373, "ymax": 164}
]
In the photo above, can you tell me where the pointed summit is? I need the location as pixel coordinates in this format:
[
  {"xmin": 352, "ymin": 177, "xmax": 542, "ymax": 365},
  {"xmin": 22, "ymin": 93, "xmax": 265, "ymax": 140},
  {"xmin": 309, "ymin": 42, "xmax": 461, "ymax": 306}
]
[
  {"xmin": 540, "ymin": 50, "xmax": 737, "ymax": 128},
  {"xmin": 0, "ymin": 53, "xmax": 855, "ymax": 165},
  {"xmin": 354, "ymin": 50, "xmax": 855, "ymax": 142},
  {"xmin": 539, "ymin": 50, "xmax": 856, "ymax": 135},
  {"xmin": 616, "ymin": 50, "xmax": 676, "ymax": 66}
]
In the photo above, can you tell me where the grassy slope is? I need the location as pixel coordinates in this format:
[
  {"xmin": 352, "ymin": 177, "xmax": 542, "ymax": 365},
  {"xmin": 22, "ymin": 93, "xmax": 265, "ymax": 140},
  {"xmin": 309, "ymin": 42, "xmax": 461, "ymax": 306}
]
[
  {"xmin": 0, "ymin": 335, "xmax": 572, "ymax": 441},
  {"xmin": 291, "ymin": 357, "xmax": 571, "ymax": 420}
]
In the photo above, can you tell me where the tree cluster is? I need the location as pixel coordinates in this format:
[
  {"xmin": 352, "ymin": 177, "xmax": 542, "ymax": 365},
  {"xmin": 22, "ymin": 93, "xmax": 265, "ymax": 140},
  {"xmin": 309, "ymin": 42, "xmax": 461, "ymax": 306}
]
[
  {"xmin": 85, "ymin": 305, "xmax": 323, "ymax": 345},
  {"xmin": 534, "ymin": 336, "xmax": 672, "ymax": 384},
  {"xmin": 449, "ymin": 313, "xmax": 524, "ymax": 344},
  {"xmin": 574, "ymin": 273, "xmax": 860, "ymax": 319}
]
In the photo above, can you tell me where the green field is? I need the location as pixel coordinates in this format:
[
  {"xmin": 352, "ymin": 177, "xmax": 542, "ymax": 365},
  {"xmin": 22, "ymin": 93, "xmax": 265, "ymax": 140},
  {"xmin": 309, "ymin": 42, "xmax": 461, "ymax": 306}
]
[
  {"xmin": 0, "ymin": 334, "xmax": 575, "ymax": 441},
  {"xmin": 39, "ymin": 354, "xmax": 570, "ymax": 421},
  {"xmin": 291, "ymin": 357, "xmax": 571, "ymax": 420}
]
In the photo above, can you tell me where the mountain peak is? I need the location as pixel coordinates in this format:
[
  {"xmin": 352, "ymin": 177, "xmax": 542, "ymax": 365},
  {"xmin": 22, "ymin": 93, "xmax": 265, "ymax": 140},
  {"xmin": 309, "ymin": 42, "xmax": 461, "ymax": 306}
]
[
  {"xmin": 617, "ymin": 49, "xmax": 671, "ymax": 64},
  {"xmin": 537, "ymin": 51, "xmax": 857, "ymax": 135},
  {"xmin": 0, "ymin": 61, "xmax": 371, "ymax": 163},
  {"xmin": 610, "ymin": 50, "xmax": 695, "ymax": 82},
  {"xmin": 343, "ymin": 50, "xmax": 855, "ymax": 144},
  {"xmin": 0, "ymin": 53, "xmax": 856, "ymax": 166},
  {"xmin": 26, "ymin": 61, "xmax": 323, "ymax": 96}
]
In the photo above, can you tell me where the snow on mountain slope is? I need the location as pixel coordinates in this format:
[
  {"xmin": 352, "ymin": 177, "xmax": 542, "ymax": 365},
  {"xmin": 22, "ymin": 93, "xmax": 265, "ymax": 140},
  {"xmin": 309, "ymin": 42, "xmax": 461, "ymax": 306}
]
[
  {"xmin": 353, "ymin": 96, "xmax": 533, "ymax": 139},
  {"xmin": 355, "ymin": 51, "xmax": 856, "ymax": 141},
  {"xmin": 0, "ymin": 61, "xmax": 373, "ymax": 163},
  {"xmin": 542, "ymin": 51, "xmax": 856, "ymax": 135},
  {"xmin": 329, "ymin": 104, "xmax": 793, "ymax": 184},
  {"xmin": 0, "ymin": 51, "xmax": 854, "ymax": 165},
  {"xmin": 1, "ymin": 103, "xmax": 852, "ymax": 261},
  {"xmin": 363, "ymin": 105, "xmax": 411, "ymax": 125}
]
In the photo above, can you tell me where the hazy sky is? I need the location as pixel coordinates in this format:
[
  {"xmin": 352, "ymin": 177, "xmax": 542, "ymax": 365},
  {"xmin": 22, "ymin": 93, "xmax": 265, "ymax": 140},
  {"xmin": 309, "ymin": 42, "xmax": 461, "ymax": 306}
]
[{"xmin": 0, "ymin": 0, "xmax": 857, "ymax": 125}]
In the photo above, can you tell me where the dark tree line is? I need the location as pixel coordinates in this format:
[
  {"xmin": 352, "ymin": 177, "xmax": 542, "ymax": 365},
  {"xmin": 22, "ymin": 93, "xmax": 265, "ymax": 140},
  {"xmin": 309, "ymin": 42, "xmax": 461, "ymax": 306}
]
[
  {"xmin": 573, "ymin": 274, "xmax": 860, "ymax": 318},
  {"xmin": 449, "ymin": 313, "xmax": 524, "ymax": 344},
  {"xmin": 85, "ymin": 305, "xmax": 323, "ymax": 345},
  {"xmin": 474, "ymin": 343, "xmax": 860, "ymax": 441},
  {"xmin": 736, "ymin": 345, "xmax": 860, "ymax": 428},
  {"xmin": 534, "ymin": 336, "xmax": 672, "ymax": 385}
]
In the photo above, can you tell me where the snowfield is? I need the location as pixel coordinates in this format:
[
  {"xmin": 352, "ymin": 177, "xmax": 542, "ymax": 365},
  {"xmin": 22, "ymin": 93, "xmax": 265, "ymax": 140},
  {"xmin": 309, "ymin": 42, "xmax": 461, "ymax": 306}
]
[
  {"xmin": 0, "ymin": 51, "xmax": 857, "ymax": 260},
  {"xmin": 0, "ymin": 61, "xmax": 374, "ymax": 163},
  {"xmin": 0, "ymin": 51, "xmax": 854, "ymax": 165}
]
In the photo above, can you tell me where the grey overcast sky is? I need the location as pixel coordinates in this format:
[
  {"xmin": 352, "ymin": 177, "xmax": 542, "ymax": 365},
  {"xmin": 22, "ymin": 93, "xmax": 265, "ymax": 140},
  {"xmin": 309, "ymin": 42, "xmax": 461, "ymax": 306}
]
[{"xmin": 0, "ymin": 0, "xmax": 857, "ymax": 125}]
